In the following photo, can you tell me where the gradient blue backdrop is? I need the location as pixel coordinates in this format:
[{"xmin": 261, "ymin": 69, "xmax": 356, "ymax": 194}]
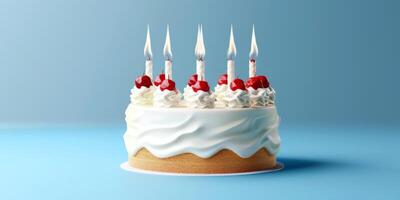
[
  {"xmin": 1, "ymin": 0, "xmax": 399, "ymax": 126},
  {"xmin": 1, "ymin": 1, "xmax": 400, "ymax": 200}
]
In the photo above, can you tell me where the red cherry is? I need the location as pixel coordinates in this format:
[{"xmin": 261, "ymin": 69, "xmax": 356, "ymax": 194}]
[
  {"xmin": 160, "ymin": 79, "xmax": 176, "ymax": 91},
  {"xmin": 255, "ymin": 75, "xmax": 270, "ymax": 88},
  {"xmin": 230, "ymin": 78, "xmax": 247, "ymax": 91},
  {"xmin": 154, "ymin": 74, "xmax": 165, "ymax": 87},
  {"xmin": 217, "ymin": 74, "xmax": 228, "ymax": 85},
  {"xmin": 246, "ymin": 77, "xmax": 263, "ymax": 90},
  {"xmin": 187, "ymin": 74, "xmax": 198, "ymax": 86},
  {"xmin": 135, "ymin": 75, "xmax": 152, "ymax": 89},
  {"xmin": 192, "ymin": 80, "xmax": 210, "ymax": 92}
]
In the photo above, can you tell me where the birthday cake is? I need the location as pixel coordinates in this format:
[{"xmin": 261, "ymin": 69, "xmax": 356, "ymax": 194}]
[{"xmin": 124, "ymin": 25, "xmax": 280, "ymax": 174}]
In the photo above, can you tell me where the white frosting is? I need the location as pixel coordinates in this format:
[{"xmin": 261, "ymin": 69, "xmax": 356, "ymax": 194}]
[
  {"xmin": 153, "ymin": 88, "xmax": 182, "ymax": 108},
  {"xmin": 248, "ymin": 87, "xmax": 276, "ymax": 107},
  {"xmin": 183, "ymin": 85, "xmax": 215, "ymax": 108},
  {"xmin": 221, "ymin": 89, "xmax": 250, "ymax": 108},
  {"xmin": 130, "ymin": 86, "xmax": 155, "ymax": 106},
  {"xmin": 183, "ymin": 85, "xmax": 191, "ymax": 94},
  {"xmin": 214, "ymin": 84, "xmax": 228, "ymax": 107},
  {"xmin": 124, "ymin": 105, "xmax": 280, "ymax": 158},
  {"xmin": 266, "ymin": 87, "xmax": 276, "ymax": 104}
]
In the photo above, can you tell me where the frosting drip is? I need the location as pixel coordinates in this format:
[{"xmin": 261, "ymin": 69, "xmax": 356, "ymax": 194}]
[
  {"xmin": 248, "ymin": 87, "xmax": 276, "ymax": 107},
  {"xmin": 153, "ymin": 88, "xmax": 182, "ymax": 108},
  {"xmin": 130, "ymin": 86, "xmax": 155, "ymax": 106},
  {"xmin": 221, "ymin": 89, "xmax": 250, "ymax": 108},
  {"xmin": 124, "ymin": 105, "xmax": 280, "ymax": 158},
  {"xmin": 183, "ymin": 85, "xmax": 215, "ymax": 108}
]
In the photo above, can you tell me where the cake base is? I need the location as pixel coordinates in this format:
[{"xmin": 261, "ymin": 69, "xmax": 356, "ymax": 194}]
[
  {"xmin": 129, "ymin": 148, "xmax": 276, "ymax": 174},
  {"xmin": 121, "ymin": 162, "xmax": 283, "ymax": 176}
]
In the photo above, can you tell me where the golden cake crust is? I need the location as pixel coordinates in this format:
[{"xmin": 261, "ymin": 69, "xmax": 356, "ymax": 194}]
[{"xmin": 129, "ymin": 148, "xmax": 276, "ymax": 174}]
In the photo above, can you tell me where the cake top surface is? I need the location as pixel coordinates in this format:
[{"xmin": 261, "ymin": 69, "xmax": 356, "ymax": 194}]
[{"xmin": 132, "ymin": 104, "xmax": 276, "ymax": 111}]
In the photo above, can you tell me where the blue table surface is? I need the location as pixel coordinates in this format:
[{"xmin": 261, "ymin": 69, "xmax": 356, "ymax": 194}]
[{"xmin": 0, "ymin": 124, "xmax": 399, "ymax": 200}]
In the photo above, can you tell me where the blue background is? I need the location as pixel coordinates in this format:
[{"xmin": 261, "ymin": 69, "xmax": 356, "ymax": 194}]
[
  {"xmin": 1, "ymin": 0, "xmax": 400, "ymax": 199},
  {"xmin": 1, "ymin": 126, "xmax": 399, "ymax": 200},
  {"xmin": 1, "ymin": 0, "xmax": 399, "ymax": 125}
]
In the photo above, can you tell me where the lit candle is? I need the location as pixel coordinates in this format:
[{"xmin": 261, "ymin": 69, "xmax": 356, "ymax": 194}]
[
  {"xmin": 249, "ymin": 25, "xmax": 258, "ymax": 78},
  {"xmin": 163, "ymin": 25, "xmax": 173, "ymax": 80},
  {"xmin": 227, "ymin": 25, "xmax": 237, "ymax": 85},
  {"xmin": 144, "ymin": 25, "xmax": 153, "ymax": 79},
  {"xmin": 195, "ymin": 25, "xmax": 205, "ymax": 81}
]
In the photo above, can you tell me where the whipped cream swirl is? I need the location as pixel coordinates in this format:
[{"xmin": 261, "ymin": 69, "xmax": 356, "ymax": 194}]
[
  {"xmin": 214, "ymin": 84, "xmax": 228, "ymax": 107},
  {"xmin": 221, "ymin": 89, "xmax": 250, "ymax": 108},
  {"xmin": 130, "ymin": 86, "xmax": 155, "ymax": 106},
  {"xmin": 153, "ymin": 88, "xmax": 182, "ymax": 108},
  {"xmin": 183, "ymin": 85, "xmax": 215, "ymax": 108},
  {"xmin": 248, "ymin": 87, "xmax": 276, "ymax": 107}
]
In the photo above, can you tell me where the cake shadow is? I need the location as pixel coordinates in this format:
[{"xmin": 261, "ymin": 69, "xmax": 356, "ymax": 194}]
[{"xmin": 277, "ymin": 157, "xmax": 347, "ymax": 173}]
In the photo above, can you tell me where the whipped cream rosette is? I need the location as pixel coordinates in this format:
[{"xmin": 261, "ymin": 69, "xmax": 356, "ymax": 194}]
[
  {"xmin": 222, "ymin": 88, "xmax": 250, "ymax": 108},
  {"xmin": 154, "ymin": 89, "xmax": 181, "ymax": 108},
  {"xmin": 153, "ymin": 79, "xmax": 181, "ymax": 108},
  {"xmin": 214, "ymin": 84, "xmax": 227, "ymax": 106},
  {"xmin": 247, "ymin": 87, "xmax": 269, "ymax": 106},
  {"xmin": 221, "ymin": 78, "xmax": 250, "ymax": 108},
  {"xmin": 214, "ymin": 74, "xmax": 228, "ymax": 107},
  {"xmin": 130, "ymin": 75, "xmax": 155, "ymax": 106},
  {"xmin": 130, "ymin": 86, "xmax": 155, "ymax": 106},
  {"xmin": 184, "ymin": 90, "xmax": 215, "ymax": 108},
  {"xmin": 183, "ymin": 74, "xmax": 215, "ymax": 108},
  {"xmin": 246, "ymin": 75, "xmax": 276, "ymax": 107},
  {"xmin": 265, "ymin": 86, "xmax": 276, "ymax": 104}
]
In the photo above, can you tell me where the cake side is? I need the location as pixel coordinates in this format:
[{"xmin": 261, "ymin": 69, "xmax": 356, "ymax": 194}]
[
  {"xmin": 124, "ymin": 105, "xmax": 280, "ymax": 159},
  {"xmin": 130, "ymin": 148, "xmax": 276, "ymax": 174}
]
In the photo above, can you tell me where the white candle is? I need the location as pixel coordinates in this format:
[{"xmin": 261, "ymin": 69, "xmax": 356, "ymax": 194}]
[
  {"xmin": 249, "ymin": 25, "xmax": 258, "ymax": 78},
  {"xmin": 165, "ymin": 60, "xmax": 172, "ymax": 80},
  {"xmin": 227, "ymin": 25, "xmax": 237, "ymax": 85},
  {"xmin": 195, "ymin": 25, "xmax": 206, "ymax": 81},
  {"xmin": 196, "ymin": 60, "xmax": 205, "ymax": 81},
  {"xmin": 227, "ymin": 60, "xmax": 235, "ymax": 84},
  {"xmin": 249, "ymin": 61, "xmax": 256, "ymax": 78},
  {"xmin": 144, "ymin": 25, "xmax": 153, "ymax": 79},
  {"xmin": 163, "ymin": 25, "xmax": 173, "ymax": 80}
]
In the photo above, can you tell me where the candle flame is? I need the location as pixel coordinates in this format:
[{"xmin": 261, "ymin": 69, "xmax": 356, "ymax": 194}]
[
  {"xmin": 163, "ymin": 25, "xmax": 173, "ymax": 61},
  {"xmin": 249, "ymin": 25, "xmax": 258, "ymax": 60},
  {"xmin": 144, "ymin": 25, "xmax": 153, "ymax": 60},
  {"xmin": 227, "ymin": 25, "xmax": 237, "ymax": 60},
  {"xmin": 195, "ymin": 24, "xmax": 200, "ymax": 54},
  {"xmin": 195, "ymin": 25, "xmax": 205, "ymax": 60}
]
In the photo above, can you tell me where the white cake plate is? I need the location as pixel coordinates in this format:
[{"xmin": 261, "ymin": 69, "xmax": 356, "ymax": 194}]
[{"xmin": 120, "ymin": 162, "xmax": 284, "ymax": 176}]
